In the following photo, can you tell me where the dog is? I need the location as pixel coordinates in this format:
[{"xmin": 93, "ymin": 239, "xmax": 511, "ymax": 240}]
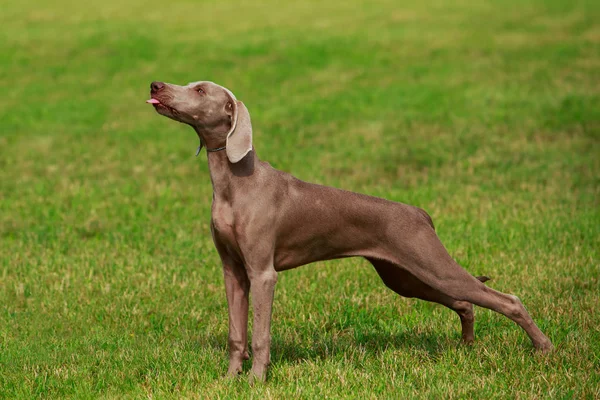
[{"xmin": 147, "ymin": 80, "xmax": 553, "ymax": 382}]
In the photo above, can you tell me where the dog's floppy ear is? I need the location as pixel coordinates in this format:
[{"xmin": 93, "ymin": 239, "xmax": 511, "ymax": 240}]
[{"xmin": 224, "ymin": 97, "xmax": 253, "ymax": 163}]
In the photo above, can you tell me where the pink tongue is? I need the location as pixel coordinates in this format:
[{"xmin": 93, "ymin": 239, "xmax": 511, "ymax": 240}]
[{"xmin": 146, "ymin": 99, "xmax": 160, "ymax": 104}]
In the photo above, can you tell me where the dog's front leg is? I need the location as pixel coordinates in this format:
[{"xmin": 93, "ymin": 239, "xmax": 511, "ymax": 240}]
[
  {"xmin": 221, "ymin": 256, "xmax": 250, "ymax": 376},
  {"xmin": 247, "ymin": 267, "xmax": 278, "ymax": 383}
]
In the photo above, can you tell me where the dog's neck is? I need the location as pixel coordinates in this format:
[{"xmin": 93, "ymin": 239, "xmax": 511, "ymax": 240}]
[{"xmin": 206, "ymin": 148, "xmax": 258, "ymax": 198}]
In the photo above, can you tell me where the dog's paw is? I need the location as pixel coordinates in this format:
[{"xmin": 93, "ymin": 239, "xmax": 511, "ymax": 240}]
[
  {"xmin": 226, "ymin": 363, "xmax": 244, "ymax": 378},
  {"xmin": 248, "ymin": 368, "xmax": 267, "ymax": 385},
  {"xmin": 534, "ymin": 339, "xmax": 554, "ymax": 354}
]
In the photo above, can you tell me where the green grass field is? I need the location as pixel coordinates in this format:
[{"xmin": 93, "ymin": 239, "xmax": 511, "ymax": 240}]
[{"xmin": 1, "ymin": 0, "xmax": 599, "ymax": 398}]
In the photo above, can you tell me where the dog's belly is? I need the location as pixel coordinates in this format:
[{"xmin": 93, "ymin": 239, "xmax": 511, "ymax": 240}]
[
  {"xmin": 273, "ymin": 252, "xmax": 354, "ymax": 271},
  {"xmin": 272, "ymin": 230, "xmax": 378, "ymax": 271}
]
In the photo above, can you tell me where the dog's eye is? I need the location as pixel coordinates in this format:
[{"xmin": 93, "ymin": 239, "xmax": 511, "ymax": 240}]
[{"xmin": 197, "ymin": 88, "xmax": 205, "ymax": 94}]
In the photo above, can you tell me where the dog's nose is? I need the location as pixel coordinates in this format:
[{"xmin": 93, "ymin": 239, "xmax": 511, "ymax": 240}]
[{"xmin": 151, "ymin": 81, "xmax": 165, "ymax": 92}]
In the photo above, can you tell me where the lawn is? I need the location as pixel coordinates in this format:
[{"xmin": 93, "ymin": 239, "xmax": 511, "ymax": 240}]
[{"xmin": 1, "ymin": 0, "xmax": 598, "ymax": 398}]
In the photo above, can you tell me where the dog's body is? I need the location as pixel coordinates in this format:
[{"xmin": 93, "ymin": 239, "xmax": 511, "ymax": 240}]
[
  {"xmin": 147, "ymin": 80, "xmax": 553, "ymax": 382},
  {"xmin": 214, "ymin": 154, "xmax": 435, "ymax": 270}
]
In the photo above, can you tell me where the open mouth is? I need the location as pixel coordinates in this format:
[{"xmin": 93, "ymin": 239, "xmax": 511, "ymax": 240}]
[
  {"xmin": 146, "ymin": 98, "xmax": 178, "ymax": 116},
  {"xmin": 146, "ymin": 98, "xmax": 168, "ymax": 109}
]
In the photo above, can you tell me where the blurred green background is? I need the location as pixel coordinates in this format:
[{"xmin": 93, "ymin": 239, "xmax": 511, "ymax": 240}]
[{"xmin": 1, "ymin": 0, "xmax": 598, "ymax": 398}]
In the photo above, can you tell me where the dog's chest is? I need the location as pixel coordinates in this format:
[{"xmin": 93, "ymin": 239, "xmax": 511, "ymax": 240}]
[{"xmin": 211, "ymin": 201, "xmax": 237, "ymax": 245}]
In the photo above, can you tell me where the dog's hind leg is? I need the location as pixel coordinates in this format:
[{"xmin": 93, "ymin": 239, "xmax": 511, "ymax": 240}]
[
  {"xmin": 367, "ymin": 258, "xmax": 481, "ymax": 343},
  {"xmin": 382, "ymin": 224, "xmax": 553, "ymax": 352}
]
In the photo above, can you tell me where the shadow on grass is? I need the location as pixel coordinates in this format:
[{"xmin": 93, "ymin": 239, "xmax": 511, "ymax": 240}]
[
  {"xmin": 273, "ymin": 330, "xmax": 451, "ymax": 366},
  {"xmin": 204, "ymin": 325, "xmax": 456, "ymax": 370}
]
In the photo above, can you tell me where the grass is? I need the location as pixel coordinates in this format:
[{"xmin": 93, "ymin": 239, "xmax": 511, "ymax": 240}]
[{"xmin": 1, "ymin": 0, "xmax": 599, "ymax": 397}]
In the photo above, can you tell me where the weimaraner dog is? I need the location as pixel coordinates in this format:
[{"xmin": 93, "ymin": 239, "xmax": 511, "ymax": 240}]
[{"xmin": 147, "ymin": 80, "xmax": 553, "ymax": 382}]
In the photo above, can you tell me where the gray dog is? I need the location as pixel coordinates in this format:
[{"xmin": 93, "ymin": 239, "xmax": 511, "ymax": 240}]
[{"xmin": 147, "ymin": 80, "xmax": 553, "ymax": 382}]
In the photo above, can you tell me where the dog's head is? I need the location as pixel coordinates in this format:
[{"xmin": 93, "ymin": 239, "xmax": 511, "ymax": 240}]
[{"xmin": 147, "ymin": 81, "xmax": 252, "ymax": 163}]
